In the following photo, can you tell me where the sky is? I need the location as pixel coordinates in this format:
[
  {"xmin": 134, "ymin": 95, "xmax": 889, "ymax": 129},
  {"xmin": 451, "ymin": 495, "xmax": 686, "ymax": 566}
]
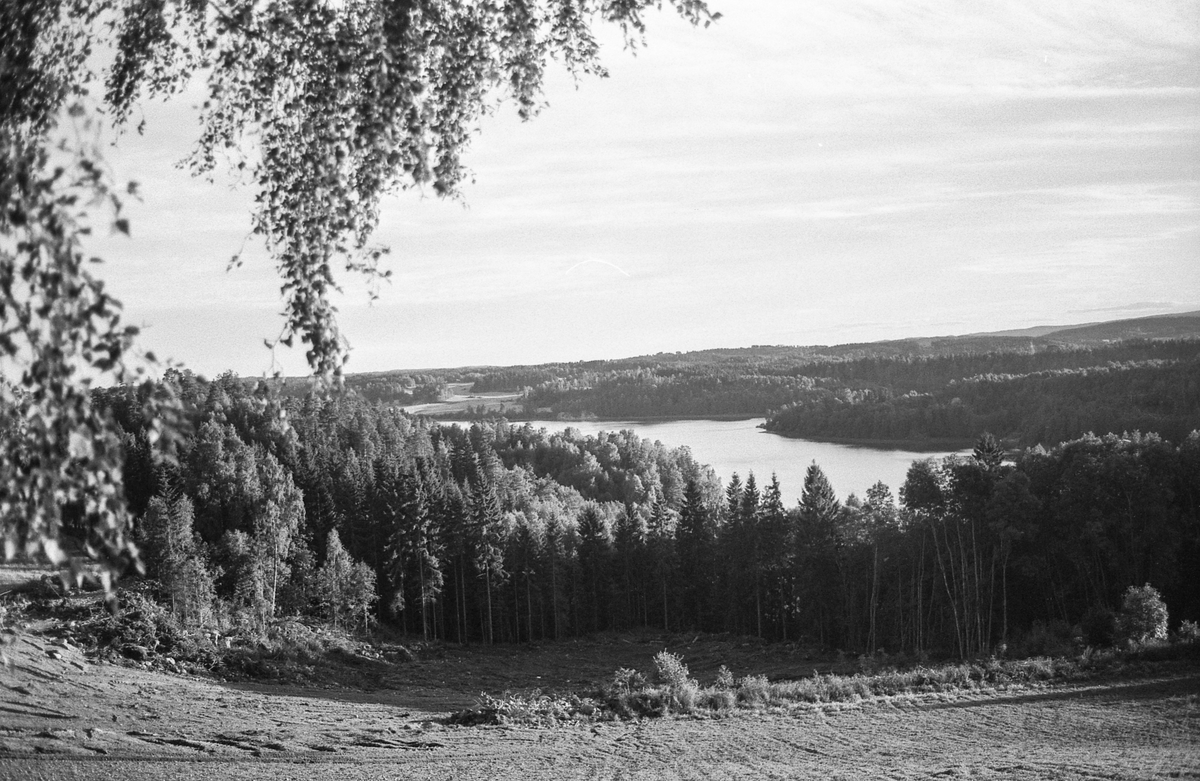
[{"xmin": 87, "ymin": 0, "xmax": 1200, "ymax": 377}]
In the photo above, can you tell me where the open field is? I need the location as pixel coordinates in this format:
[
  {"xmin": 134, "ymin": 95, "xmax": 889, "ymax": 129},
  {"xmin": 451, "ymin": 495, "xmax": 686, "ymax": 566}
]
[
  {"xmin": 400, "ymin": 390, "xmax": 523, "ymax": 417},
  {"xmin": 2, "ymin": 611, "xmax": 1197, "ymax": 780}
]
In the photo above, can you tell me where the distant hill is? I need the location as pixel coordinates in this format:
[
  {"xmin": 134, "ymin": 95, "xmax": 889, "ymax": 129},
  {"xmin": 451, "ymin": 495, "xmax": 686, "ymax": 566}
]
[
  {"xmin": 1037, "ymin": 311, "xmax": 1200, "ymax": 344},
  {"xmin": 329, "ymin": 310, "xmax": 1200, "ymax": 380},
  {"xmin": 968, "ymin": 310, "xmax": 1199, "ymax": 341},
  {"xmin": 566, "ymin": 311, "xmax": 1200, "ymax": 368},
  {"xmin": 305, "ymin": 310, "xmax": 1200, "ymax": 448}
]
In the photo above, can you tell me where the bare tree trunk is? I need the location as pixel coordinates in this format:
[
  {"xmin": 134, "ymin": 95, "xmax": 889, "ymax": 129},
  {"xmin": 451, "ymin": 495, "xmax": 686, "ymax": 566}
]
[
  {"xmin": 526, "ymin": 572, "xmax": 533, "ymax": 643},
  {"xmin": 662, "ymin": 577, "xmax": 669, "ymax": 632},
  {"xmin": 550, "ymin": 554, "xmax": 559, "ymax": 640},
  {"xmin": 1002, "ymin": 548, "xmax": 1011, "ymax": 644},
  {"xmin": 485, "ymin": 566, "xmax": 494, "ymax": 645},
  {"xmin": 458, "ymin": 561, "xmax": 468, "ymax": 644},
  {"xmin": 934, "ymin": 520, "xmax": 964, "ymax": 659},
  {"xmin": 513, "ymin": 572, "xmax": 521, "ymax": 643},
  {"xmin": 419, "ymin": 553, "xmax": 428, "ymax": 642},
  {"xmin": 869, "ymin": 544, "xmax": 880, "ymax": 654},
  {"xmin": 755, "ymin": 575, "xmax": 763, "ymax": 638}
]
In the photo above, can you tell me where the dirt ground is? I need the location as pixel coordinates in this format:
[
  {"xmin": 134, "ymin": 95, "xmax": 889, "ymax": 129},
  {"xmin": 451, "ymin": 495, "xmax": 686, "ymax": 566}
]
[
  {"xmin": 1, "ymin": 563, "xmax": 1198, "ymax": 780},
  {"xmin": 1, "ymin": 628, "xmax": 1197, "ymax": 780}
]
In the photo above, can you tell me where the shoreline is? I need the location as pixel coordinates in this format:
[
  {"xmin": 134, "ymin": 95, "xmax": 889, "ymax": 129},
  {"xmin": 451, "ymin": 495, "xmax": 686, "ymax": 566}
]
[
  {"xmin": 423, "ymin": 412, "xmax": 763, "ymax": 424},
  {"xmin": 760, "ymin": 428, "xmax": 975, "ymax": 452},
  {"xmin": 424, "ymin": 412, "xmax": 974, "ymax": 451}
]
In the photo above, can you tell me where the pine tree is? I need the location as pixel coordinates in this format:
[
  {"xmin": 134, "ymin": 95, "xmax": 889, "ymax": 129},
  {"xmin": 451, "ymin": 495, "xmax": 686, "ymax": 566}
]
[
  {"xmin": 319, "ymin": 528, "xmax": 378, "ymax": 632},
  {"xmin": 800, "ymin": 462, "xmax": 840, "ymax": 531},
  {"xmin": 576, "ymin": 505, "xmax": 611, "ymax": 633},
  {"xmin": 973, "ymin": 432, "xmax": 1005, "ymax": 472},
  {"xmin": 759, "ymin": 474, "xmax": 792, "ymax": 639},
  {"xmin": 647, "ymin": 497, "xmax": 676, "ymax": 632},
  {"xmin": 141, "ymin": 495, "xmax": 214, "ymax": 627},
  {"xmin": 676, "ymin": 478, "xmax": 715, "ymax": 630},
  {"xmin": 741, "ymin": 472, "xmax": 764, "ymax": 637},
  {"xmin": 613, "ymin": 505, "xmax": 648, "ymax": 630},
  {"xmin": 797, "ymin": 462, "xmax": 841, "ymax": 646},
  {"xmin": 470, "ymin": 466, "xmax": 506, "ymax": 644}
]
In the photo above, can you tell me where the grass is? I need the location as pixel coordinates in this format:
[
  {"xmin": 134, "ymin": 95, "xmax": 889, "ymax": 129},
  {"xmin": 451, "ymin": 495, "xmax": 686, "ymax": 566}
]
[{"xmin": 448, "ymin": 643, "xmax": 1200, "ymax": 726}]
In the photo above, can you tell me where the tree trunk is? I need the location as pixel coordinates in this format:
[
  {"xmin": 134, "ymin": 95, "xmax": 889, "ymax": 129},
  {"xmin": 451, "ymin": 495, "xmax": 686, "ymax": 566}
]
[
  {"xmin": 869, "ymin": 544, "xmax": 880, "ymax": 654},
  {"xmin": 550, "ymin": 554, "xmax": 559, "ymax": 640},
  {"xmin": 662, "ymin": 577, "xmax": 669, "ymax": 632},
  {"xmin": 485, "ymin": 566, "xmax": 494, "ymax": 645},
  {"xmin": 526, "ymin": 572, "xmax": 533, "ymax": 643},
  {"xmin": 755, "ymin": 576, "xmax": 763, "ymax": 639},
  {"xmin": 419, "ymin": 552, "xmax": 428, "ymax": 642}
]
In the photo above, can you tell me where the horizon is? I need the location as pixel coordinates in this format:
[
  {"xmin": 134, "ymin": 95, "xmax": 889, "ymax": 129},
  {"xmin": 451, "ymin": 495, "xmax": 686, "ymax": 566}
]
[{"xmin": 308, "ymin": 307, "xmax": 1198, "ymax": 377}]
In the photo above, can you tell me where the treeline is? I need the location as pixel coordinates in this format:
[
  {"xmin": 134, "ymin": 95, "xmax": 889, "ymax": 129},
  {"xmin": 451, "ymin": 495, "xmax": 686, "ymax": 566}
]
[
  {"xmin": 89, "ymin": 372, "xmax": 1200, "ymax": 658},
  {"xmin": 528, "ymin": 372, "xmax": 823, "ymax": 419},
  {"xmin": 94, "ymin": 371, "xmax": 722, "ymax": 645},
  {"xmin": 283, "ymin": 330, "xmax": 1200, "ymax": 449},
  {"xmin": 765, "ymin": 357, "xmax": 1200, "ymax": 446},
  {"xmin": 526, "ymin": 340, "xmax": 1200, "ymax": 447},
  {"xmin": 277, "ymin": 372, "xmax": 448, "ymax": 405}
]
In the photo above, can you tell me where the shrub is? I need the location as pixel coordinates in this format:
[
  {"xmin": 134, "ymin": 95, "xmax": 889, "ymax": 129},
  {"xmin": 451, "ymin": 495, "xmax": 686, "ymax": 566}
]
[
  {"xmin": 1178, "ymin": 619, "xmax": 1200, "ymax": 642},
  {"xmin": 697, "ymin": 688, "xmax": 736, "ymax": 712},
  {"xmin": 1014, "ymin": 619, "xmax": 1076, "ymax": 658},
  {"xmin": 1081, "ymin": 605, "xmax": 1118, "ymax": 647},
  {"xmin": 1118, "ymin": 584, "xmax": 1168, "ymax": 646},
  {"xmin": 603, "ymin": 688, "xmax": 669, "ymax": 720},
  {"xmin": 715, "ymin": 665, "xmax": 735, "ymax": 690},
  {"xmin": 608, "ymin": 667, "xmax": 647, "ymax": 695},
  {"xmin": 653, "ymin": 651, "xmax": 690, "ymax": 688},
  {"xmin": 736, "ymin": 674, "xmax": 770, "ymax": 705},
  {"xmin": 652, "ymin": 651, "xmax": 699, "ymax": 714},
  {"xmin": 449, "ymin": 691, "xmax": 592, "ymax": 727}
]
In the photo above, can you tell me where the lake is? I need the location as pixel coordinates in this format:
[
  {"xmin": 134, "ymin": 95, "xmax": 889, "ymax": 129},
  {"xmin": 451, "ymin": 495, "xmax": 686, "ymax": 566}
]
[{"xmin": 444, "ymin": 418, "xmax": 969, "ymax": 505}]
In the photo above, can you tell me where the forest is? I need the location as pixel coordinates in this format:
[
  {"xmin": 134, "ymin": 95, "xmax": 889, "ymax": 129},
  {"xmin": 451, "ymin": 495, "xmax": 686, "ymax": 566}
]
[
  {"xmin": 325, "ymin": 314, "xmax": 1200, "ymax": 449},
  {"xmin": 87, "ymin": 369, "xmax": 1200, "ymax": 661}
]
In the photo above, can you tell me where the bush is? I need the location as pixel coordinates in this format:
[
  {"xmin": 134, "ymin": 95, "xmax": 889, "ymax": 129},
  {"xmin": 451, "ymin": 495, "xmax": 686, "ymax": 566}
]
[
  {"xmin": 652, "ymin": 651, "xmax": 699, "ymax": 714},
  {"xmin": 1178, "ymin": 619, "xmax": 1200, "ymax": 642},
  {"xmin": 697, "ymin": 688, "xmax": 736, "ymax": 712},
  {"xmin": 608, "ymin": 667, "xmax": 647, "ymax": 695},
  {"xmin": 1081, "ymin": 605, "xmax": 1118, "ymax": 647},
  {"xmin": 1014, "ymin": 620, "xmax": 1076, "ymax": 658},
  {"xmin": 736, "ymin": 674, "xmax": 771, "ymax": 705},
  {"xmin": 652, "ymin": 651, "xmax": 691, "ymax": 688},
  {"xmin": 714, "ymin": 665, "xmax": 735, "ymax": 690},
  {"xmin": 449, "ymin": 691, "xmax": 594, "ymax": 727},
  {"xmin": 1118, "ymin": 584, "xmax": 1168, "ymax": 646}
]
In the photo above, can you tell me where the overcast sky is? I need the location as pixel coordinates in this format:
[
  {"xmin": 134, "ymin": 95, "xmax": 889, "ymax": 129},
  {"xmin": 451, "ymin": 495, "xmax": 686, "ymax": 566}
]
[{"xmin": 88, "ymin": 0, "xmax": 1200, "ymax": 377}]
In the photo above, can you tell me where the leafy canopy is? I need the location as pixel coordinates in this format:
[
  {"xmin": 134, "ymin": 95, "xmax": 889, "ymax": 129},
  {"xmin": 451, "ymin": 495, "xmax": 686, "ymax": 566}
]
[{"xmin": 0, "ymin": 0, "xmax": 716, "ymax": 570}]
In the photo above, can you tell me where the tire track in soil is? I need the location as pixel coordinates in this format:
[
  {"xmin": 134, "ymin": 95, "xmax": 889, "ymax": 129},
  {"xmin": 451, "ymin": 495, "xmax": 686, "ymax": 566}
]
[{"xmin": 2, "ymin": 627, "xmax": 1199, "ymax": 779}]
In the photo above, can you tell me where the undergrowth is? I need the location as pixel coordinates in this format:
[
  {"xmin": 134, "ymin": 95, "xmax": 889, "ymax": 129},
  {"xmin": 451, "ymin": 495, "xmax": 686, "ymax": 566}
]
[
  {"xmin": 27, "ymin": 584, "xmax": 410, "ymax": 683},
  {"xmin": 447, "ymin": 643, "xmax": 1200, "ymax": 727}
]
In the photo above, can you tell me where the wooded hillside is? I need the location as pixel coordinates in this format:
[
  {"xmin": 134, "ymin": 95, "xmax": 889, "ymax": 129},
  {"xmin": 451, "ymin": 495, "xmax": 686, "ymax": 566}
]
[{"xmin": 90, "ymin": 372, "xmax": 1200, "ymax": 659}]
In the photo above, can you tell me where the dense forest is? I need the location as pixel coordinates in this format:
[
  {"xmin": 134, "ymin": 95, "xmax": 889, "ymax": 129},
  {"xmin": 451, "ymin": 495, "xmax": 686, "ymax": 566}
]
[
  {"xmin": 318, "ymin": 314, "xmax": 1200, "ymax": 449},
  {"xmin": 87, "ymin": 371, "xmax": 1200, "ymax": 660},
  {"xmin": 764, "ymin": 355, "xmax": 1200, "ymax": 446}
]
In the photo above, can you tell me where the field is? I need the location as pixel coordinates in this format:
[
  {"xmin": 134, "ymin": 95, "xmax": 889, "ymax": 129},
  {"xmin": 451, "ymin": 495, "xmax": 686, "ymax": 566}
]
[
  {"xmin": 1, "ymin": 582, "xmax": 1197, "ymax": 781},
  {"xmin": 400, "ymin": 386, "xmax": 524, "ymax": 417}
]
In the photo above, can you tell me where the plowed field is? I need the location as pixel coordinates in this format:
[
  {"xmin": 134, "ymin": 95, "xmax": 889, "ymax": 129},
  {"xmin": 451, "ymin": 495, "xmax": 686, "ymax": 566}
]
[{"xmin": 2, "ymin": 623, "xmax": 1198, "ymax": 781}]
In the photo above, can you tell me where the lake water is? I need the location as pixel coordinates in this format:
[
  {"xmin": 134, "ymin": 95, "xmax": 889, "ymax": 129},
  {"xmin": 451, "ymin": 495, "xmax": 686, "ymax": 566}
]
[{"xmin": 446, "ymin": 418, "xmax": 969, "ymax": 505}]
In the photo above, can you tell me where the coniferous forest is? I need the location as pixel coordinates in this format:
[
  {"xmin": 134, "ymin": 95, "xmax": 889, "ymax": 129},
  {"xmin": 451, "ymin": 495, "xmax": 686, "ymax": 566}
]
[
  {"xmin": 329, "ymin": 315, "xmax": 1200, "ymax": 450},
  {"xmin": 91, "ymin": 368, "xmax": 1200, "ymax": 660}
]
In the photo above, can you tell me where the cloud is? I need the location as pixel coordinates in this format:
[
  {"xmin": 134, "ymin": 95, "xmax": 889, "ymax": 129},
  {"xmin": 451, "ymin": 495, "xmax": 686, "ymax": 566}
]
[{"xmin": 90, "ymin": 0, "xmax": 1200, "ymax": 373}]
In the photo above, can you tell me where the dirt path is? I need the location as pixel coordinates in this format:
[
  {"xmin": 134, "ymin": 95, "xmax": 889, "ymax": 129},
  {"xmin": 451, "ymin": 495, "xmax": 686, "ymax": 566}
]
[{"xmin": 2, "ymin": 629, "xmax": 1198, "ymax": 780}]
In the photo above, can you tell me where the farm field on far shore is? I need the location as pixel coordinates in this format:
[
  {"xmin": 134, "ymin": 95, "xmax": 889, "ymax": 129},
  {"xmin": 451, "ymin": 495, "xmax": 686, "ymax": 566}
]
[{"xmin": 400, "ymin": 390, "xmax": 523, "ymax": 417}]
